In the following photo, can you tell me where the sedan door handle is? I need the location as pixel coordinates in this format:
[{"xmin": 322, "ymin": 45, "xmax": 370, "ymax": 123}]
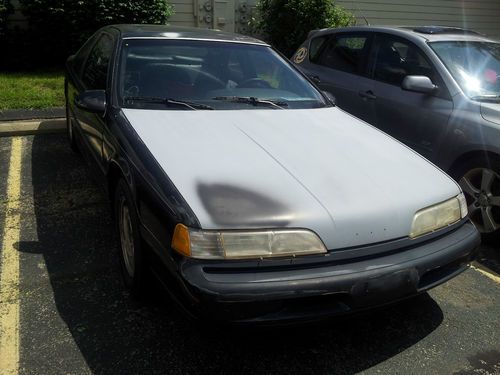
[
  {"xmin": 359, "ymin": 90, "xmax": 377, "ymax": 100},
  {"xmin": 309, "ymin": 75, "xmax": 321, "ymax": 84}
]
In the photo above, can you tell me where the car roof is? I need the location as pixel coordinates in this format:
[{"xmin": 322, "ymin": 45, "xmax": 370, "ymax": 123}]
[
  {"xmin": 309, "ymin": 25, "xmax": 499, "ymax": 43},
  {"xmin": 104, "ymin": 24, "xmax": 268, "ymax": 45}
]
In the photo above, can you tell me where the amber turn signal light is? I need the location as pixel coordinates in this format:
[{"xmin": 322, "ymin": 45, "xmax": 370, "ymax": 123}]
[{"xmin": 171, "ymin": 224, "xmax": 191, "ymax": 257}]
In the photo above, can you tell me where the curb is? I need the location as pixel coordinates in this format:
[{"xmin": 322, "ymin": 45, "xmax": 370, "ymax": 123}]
[
  {"xmin": 0, "ymin": 118, "xmax": 66, "ymax": 137},
  {"xmin": 0, "ymin": 107, "xmax": 65, "ymax": 122}
]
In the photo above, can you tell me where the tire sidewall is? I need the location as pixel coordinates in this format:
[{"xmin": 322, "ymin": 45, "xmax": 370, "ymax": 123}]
[
  {"xmin": 114, "ymin": 179, "xmax": 144, "ymax": 293},
  {"xmin": 66, "ymin": 97, "xmax": 78, "ymax": 152}
]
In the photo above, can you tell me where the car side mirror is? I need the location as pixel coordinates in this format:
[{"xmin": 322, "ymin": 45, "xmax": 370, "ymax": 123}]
[
  {"xmin": 75, "ymin": 90, "xmax": 107, "ymax": 115},
  {"xmin": 66, "ymin": 55, "xmax": 75, "ymax": 65},
  {"xmin": 322, "ymin": 91, "xmax": 336, "ymax": 106},
  {"xmin": 402, "ymin": 75, "xmax": 437, "ymax": 94}
]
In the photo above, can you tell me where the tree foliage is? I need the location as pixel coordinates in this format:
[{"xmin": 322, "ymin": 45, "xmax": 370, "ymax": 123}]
[
  {"xmin": 20, "ymin": 0, "xmax": 173, "ymax": 46},
  {"xmin": 254, "ymin": 0, "xmax": 355, "ymax": 57},
  {"xmin": 2, "ymin": 0, "xmax": 174, "ymax": 69},
  {"xmin": 0, "ymin": 0, "xmax": 13, "ymax": 37}
]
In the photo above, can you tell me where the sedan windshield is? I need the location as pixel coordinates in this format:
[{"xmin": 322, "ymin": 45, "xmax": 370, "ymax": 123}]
[
  {"xmin": 119, "ymin": 39, "xmax": 327, "ymax": 110},
  {"xmin": 430, "ymin": 41, "xmax": 500, "ymax": 100}
]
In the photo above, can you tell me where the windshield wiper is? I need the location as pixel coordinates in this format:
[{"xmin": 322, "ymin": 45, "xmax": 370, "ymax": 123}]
[
  {"xmin": 470, "ymin": 94, "xmax": 500, "ymax": 102},
  {"xmin": 124, "ymin": 96, "xmax": 214, "ymax": 110},
  {"xmin": 212, "ymin": 96, "xmax": 287, "ymax": 109}
]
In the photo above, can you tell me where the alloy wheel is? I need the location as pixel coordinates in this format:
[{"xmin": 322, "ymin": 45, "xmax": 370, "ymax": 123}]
[{"xmin": 459, "ymin": 167, "xmax": 500, "ymax": 233}]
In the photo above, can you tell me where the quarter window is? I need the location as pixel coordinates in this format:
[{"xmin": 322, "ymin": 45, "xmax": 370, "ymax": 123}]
[
  {"xmin": 315, "ymin": 35, "xmax": 369, "ymax": 74},
  {"xmin": 309, "ymin": 36, "xmax": 328, "ymax": 62},
  {"xmin": 82, "ymin": 34, "xmax": 114, "ymax": 90}
]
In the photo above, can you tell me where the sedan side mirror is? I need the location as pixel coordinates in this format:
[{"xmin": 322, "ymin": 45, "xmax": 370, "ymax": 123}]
[
  {"xmin": 402, "ymin": 75, "xmax": 437, "ymax": 94},
  {"xmin": 75, "ymin": 90, "xmax": 107, "ymax": 115}
]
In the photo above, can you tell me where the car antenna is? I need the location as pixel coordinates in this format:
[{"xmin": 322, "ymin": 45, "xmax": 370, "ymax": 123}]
[{"xmin": 353, "ymin": 4, "xmax": 370, "ymax": 26}]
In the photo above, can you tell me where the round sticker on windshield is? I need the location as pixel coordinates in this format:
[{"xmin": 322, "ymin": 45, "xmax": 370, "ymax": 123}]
[{"xmin": 294, "ymin": 47, "xmax": 307, "ymax": 64}]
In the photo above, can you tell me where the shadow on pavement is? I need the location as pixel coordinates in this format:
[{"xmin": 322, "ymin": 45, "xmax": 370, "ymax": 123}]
[
  {"xmin": 476, "ymin": 244, "xmax": 500, "ymax": 276},
  {"xmin": 17, "ymin": 133, "xmax": 446, "ymax": 375}
]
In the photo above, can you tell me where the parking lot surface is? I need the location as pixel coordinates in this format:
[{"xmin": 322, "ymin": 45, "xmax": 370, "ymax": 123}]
[{"xmin": 0, "ymin": 134, "xmax": 499, "ymax": 375}]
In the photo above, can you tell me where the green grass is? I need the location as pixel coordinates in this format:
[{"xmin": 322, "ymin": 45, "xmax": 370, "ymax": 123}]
[{"xmin": 0, "ymin": 71, "xmax": 65, "ymax": 110}]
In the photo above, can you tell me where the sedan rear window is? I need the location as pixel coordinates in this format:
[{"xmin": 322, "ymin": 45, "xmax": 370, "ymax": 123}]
[{"xmin": 119, "ymin": 39, "xmax": 326, "ymax": 110}]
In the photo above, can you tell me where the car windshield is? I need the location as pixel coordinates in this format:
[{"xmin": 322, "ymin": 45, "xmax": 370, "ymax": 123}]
[
  {"xmin": 119, "ymin": 39, "xmax": 327, "ymax": 110},
  {"xmin": 429, "ymin": 41, "xmax": 500, "ymax": 100}
]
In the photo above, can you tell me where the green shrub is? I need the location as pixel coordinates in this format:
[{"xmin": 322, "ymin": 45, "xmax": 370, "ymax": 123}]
[
  {"xmin": 254, "ymin": 0, "xmax": 355, "ymax": 57},
  {"xmin": 1, "ymin": 0, "xmax": 174, "ymax": 69},
  {"xmin": 0, "ymin": 0, "xmax": 13, "ymax": 37}
]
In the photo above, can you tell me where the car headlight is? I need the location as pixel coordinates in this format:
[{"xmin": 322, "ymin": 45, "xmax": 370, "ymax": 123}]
[
  {"xmin": 171, "ymin": 224, "xmax": 327, "ymax": 259},
  {"xmin": 410, "ymin": 193, "xmax": 468, "ymax": 239}
]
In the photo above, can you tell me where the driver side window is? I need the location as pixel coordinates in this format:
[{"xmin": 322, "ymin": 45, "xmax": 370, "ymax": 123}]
[
  {"xmin": 373, "ymin": 35, "xmax": 437, "ymax": 86},
  {"xmin": 82, "ymin": 33, "xmax": 114, "ymax": 90}
]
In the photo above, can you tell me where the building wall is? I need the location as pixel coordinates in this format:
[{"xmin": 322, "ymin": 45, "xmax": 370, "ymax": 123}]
[
  {"xmin": 336, "ymin": 0, "xmax": 500, "ymax": 39},
  {"xmin": 169, "ymin": 0, "xmax": 253, "ymax": 34},
  {"xmin": 6, "ymin": 0, "xmax": 500, "ymax": 39},
  {"xmin": 169, "ymin": 0, "xmax": 197, "ymax": 27}
]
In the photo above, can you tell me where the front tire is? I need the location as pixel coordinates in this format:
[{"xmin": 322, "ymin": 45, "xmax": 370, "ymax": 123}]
[
  {"xmin": 66, "ymin": 97, "xmax": 79, "ymax": 153},
  {"xmin": 114, "ymin": 178, "xmax": 146, "ymax": 295},
  {"xmin": 451, "ymin": 156, "xmax": 500, "ymax": 237}
]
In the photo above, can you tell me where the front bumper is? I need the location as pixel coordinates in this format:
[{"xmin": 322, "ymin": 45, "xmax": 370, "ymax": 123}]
[{"xmin": 172, "ymin": 221, "xmax": 480, "ymax": 324}]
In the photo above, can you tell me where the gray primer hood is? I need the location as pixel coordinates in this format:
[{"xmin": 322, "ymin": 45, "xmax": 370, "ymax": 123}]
[{"xmin": 123, "ymin": 107, "xmax": 460, "ymax": 250}]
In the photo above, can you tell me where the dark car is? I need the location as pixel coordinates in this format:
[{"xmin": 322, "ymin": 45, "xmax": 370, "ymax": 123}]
[
  {"xmin": 65, "ymin": 24, "xmax": 479, "ymax": 324},
  {"xmin": 293, "ymin": 26, "xmax": 500, "ymax": 236}
]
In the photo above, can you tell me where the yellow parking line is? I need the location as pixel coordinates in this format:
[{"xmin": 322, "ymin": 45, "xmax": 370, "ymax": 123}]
[
  {"xmin": 0, "ymin": 137, "xmax": 22, "ymax": 374},
  {"xmin": 471, "ymin": 265, "xmax": 500, "ymax": 284}
]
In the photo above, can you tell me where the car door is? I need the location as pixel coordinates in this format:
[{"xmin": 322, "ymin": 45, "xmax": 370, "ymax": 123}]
[
  {"xmin": 73, "ymin": 32, "xmax": 114, "ymax": 175},
  {"xmin": 368, "ymin": 33, "xmax": 453, "ymax": 161},
  {"xmin": 304, "ymin": 32, "xmax": 376, "ymax": 124}
]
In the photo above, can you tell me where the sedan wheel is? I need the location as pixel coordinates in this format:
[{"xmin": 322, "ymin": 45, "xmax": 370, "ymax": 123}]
[
  {"xmin": 114, "ymin": 179, "xmax": 145, "ymax": 295},
  {"xmin": 119, "ymin": 198, "xmax": 135, "ymax": 278},
  {"xmin": 66, "ymin": 98, "xmax": 79, "ymax": 152},
  {"xmin": 459, "ymin": 167, "xmax": 500, "ymax": 233}
]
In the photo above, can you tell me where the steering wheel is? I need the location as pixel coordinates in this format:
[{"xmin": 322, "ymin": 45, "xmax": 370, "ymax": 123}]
[{"xmin": 238, "ymin": 78, "xmax": 273, "ymax": 89}]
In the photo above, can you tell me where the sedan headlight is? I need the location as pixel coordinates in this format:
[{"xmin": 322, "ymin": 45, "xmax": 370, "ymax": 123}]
[
  {"xmin": 410, "ymin": 193, "xmax": 468, "ymax": 239},
  {"xmin": 171, "ymin": 224, "xmax": 327, "ymax": 259}
]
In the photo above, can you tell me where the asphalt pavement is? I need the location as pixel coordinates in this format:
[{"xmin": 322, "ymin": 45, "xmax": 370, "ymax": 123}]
[{"xmin": 0, "ymin": 133, "xmax": 498, "ymax": 375}]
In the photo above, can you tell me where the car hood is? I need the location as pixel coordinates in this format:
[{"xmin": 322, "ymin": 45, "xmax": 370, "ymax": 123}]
[
  {"xmin": 481, "ymin": 102, "xmax": 500, "ymax": 125},
  {"xmin": 123, "ymin": 107, "xmax": 460, "ymax": 250}
]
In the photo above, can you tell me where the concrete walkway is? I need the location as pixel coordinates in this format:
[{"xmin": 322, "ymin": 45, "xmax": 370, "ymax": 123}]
[
  {"xmin": 0, "ymin": 107, "xmax": 65, "ymax": 122},
  {"xmin": 0, "ymin": 118, "xmax": 66, "ymax": 137}
]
